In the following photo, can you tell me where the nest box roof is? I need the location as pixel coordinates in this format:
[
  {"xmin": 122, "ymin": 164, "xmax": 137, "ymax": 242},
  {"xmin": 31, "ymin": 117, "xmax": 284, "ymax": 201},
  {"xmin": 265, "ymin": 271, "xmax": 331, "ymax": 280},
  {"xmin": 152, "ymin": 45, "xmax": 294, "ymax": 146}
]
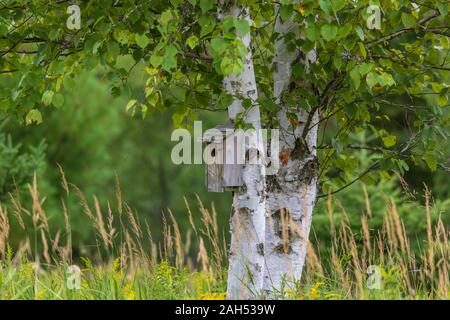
[{"xmin": 200, "ymin": 122, "xmax": 235, "ymax": 143}]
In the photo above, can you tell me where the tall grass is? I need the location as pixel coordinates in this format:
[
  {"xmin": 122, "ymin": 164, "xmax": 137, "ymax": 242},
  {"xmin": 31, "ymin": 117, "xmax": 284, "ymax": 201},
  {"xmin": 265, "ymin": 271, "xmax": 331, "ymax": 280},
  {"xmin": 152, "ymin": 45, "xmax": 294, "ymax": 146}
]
[{"xmin": 0, "ymin": 172, "xmax": 448, "ymax": 300}]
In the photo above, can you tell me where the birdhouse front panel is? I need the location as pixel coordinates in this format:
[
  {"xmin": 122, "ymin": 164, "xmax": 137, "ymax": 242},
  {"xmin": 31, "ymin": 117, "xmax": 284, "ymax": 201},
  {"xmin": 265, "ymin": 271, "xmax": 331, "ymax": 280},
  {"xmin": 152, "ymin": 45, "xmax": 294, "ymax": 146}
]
[
  {"xmin": 204, "ymin": 140, "xmax": 224, "ymax": 192},
  {"xmin": 203, "ymin": 124, "xmax": 244, "ymax": 192}
]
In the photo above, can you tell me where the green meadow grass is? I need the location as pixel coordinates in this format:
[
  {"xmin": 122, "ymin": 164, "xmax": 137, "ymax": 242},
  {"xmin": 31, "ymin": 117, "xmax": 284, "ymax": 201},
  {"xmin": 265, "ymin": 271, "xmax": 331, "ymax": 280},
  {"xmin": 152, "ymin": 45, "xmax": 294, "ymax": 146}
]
[{"xmin": 0, "ymin": 176, "xmax": 448, "ymax": 300}]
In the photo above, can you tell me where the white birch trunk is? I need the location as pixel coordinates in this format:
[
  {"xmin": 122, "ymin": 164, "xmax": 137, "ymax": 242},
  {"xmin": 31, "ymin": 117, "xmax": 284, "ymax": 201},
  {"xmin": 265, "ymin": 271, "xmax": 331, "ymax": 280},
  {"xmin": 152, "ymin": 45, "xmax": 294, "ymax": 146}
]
[
  {"xmin": 263, "ymin": 4, "xmax": 319, "ymax": 297},
  {"xmin": 223, "ymin": 6, "xmax": 266, "ymax": 300}
]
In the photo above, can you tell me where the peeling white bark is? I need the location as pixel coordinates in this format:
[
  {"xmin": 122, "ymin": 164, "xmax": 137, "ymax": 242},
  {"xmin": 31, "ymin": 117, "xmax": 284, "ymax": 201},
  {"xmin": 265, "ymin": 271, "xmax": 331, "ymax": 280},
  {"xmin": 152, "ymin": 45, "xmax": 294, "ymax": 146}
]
[
  {"xmin": 223, "ymin": 6, "xmax": 266, "ymax": 300},
  {"xmin": 263, "ymin": 4, "xmax": 319, "ymax": 297}
]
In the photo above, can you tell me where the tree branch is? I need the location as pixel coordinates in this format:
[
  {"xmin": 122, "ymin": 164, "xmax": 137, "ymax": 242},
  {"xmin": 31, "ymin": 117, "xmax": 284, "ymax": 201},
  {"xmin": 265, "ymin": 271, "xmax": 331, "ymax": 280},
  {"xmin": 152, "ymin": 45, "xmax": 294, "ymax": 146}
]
[
  {"xmin": 367, "ymin": 9, "xmax": 441, "ymax": 47},
  {"xmin": 0, "ymin": 69, "xmax": 18, "ymax": 74}
]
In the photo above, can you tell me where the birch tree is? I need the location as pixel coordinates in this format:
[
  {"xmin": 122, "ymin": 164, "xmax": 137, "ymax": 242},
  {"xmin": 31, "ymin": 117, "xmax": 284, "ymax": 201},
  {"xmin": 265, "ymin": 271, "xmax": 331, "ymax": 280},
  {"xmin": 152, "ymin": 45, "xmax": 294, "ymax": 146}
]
[
  {"xmin": 221, "ymin": 5, "xmax": 266, "ymax": 299},
  {"xmin": 263, "ymin": 2, "xmax": 319, "ymax": 297},
  {"xmin": 1, "ymin": 0, "xmax": 449, "ymax": 299}
]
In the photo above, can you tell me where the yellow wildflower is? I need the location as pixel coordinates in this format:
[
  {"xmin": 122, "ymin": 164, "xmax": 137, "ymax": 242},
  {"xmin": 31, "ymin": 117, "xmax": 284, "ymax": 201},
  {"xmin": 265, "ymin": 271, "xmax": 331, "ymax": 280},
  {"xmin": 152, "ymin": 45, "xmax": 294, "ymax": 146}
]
[
  {"xmin": 298, "ymin": 5, "xmax": 306, "ymax": 15},
  {"xmin": 200, "ymin": 292, "xmax": 227, "ymax": 300},
  {"xmin": 35, "ymin": 289, "xmax": 46, "ymax": 300},
  {"xmin": 310, "ymin": 281, "xmax": 325, "ymax": 299},
  {"xmin": 123, "ymin": 283, "xmax": 136, "ymax": 300}
]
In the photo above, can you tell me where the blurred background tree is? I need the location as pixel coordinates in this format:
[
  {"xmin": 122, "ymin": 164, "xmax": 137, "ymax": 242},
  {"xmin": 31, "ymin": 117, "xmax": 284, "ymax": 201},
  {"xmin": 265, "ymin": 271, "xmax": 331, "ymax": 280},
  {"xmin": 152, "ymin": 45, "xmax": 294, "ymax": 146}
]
[{"xmin": 1, "ymin": 62, "xmax": 231, "ymax": 251}]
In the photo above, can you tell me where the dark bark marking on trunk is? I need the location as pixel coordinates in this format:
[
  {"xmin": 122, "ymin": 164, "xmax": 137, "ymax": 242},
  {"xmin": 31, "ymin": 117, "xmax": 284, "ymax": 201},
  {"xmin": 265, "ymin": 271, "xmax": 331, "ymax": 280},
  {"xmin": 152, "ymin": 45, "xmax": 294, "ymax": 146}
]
[
  {"xmin": 298, "ymin": 157, "xmax": 318, "ymax": 185},
  {"xmin": 269, "ymin": 208, "xmax": 304, "ymax": 256},
  {"xmin": 256, "ymin": 242, "xmax": 264, "ymax": 256},
  {"xmin": 266, "ymin": 175, "xmax": 282, "ymax": 192},
  {"xmin": 274, "ymin": 243, "xmax": 293, "ymax": 254},
  {"xmin": 271, "ymin": 209, "xmax": 302, "ymax": 240}
]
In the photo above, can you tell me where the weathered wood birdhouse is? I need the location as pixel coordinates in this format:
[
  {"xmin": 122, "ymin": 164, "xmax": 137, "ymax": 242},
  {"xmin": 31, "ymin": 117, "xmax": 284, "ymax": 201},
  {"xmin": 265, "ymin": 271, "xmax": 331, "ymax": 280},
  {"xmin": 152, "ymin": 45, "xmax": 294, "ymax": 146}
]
[{"xmin": 202, "ymin": 123, "xmax": 244, "ymax": 192}]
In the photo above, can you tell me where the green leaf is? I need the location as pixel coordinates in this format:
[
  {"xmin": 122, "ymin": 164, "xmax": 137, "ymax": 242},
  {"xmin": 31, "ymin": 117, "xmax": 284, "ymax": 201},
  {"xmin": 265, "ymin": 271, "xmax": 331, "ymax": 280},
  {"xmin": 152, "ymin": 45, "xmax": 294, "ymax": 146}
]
[
  {"xmin": 331, "ymin": 0, "xmax": 346, "ymax": 12},
  {"xmin": 221, "ymin": 16, "xmax": 235, "ymax": 33},
  {"xmin": 437, "ymin": 2, "xmax": 448, "ymax": 15},
  {"xmin": 358, "ymin": 63, "xmax": 373, "ymax": 76},
  {"xmin": 49, "ymin": 29, "xmax": 59, "ymax": 41},
  {"xmin": 350, "ymin": 67, "xmax": 360, "ymax": 89},
  {"xmin": 93, "ymin": 41, "xmax": 102, "ymax": 54},
  {"xmin": 42, "ymin": 90, "xmax": 54, "ymax": 106},
  {"xmin": 242, "ymin": 98, "xmax": 252, "ymax": 109},
  {"xmin": 358, "ymin": 42, "xmax": 366, "ymax": 59},
  {"xmin": 379, "ymin": 170, "xmax": 391, "ymax": 181},
  {"xmin": 355, "ymin": 26, "xmax": 365, "ymax": 41},
  {"xmin": 170, "ymin": 0, "xmax": 183, "ymax": 7},
  {"xmin": 211, "ymin": 37, "xmax": 228, "ymax": 55},
  {"xmin": 140, "ymin": 103, "xmax": 148, "ymax": 119},
  {"xmin": 26, "ymin": 109, "xmax": 43, "ymax": 125},
  {"xmin": 233, "ymin": 19, "xmax": 250, "ymax": 35},
  {"xmin": 425, "ymin": 154, "xmax": 437, "ymax": 171},
  {"xmin": 379, "ymin": 72, "xmax": 396, "ymax": 87},
  {"xmin": 366, "ymin": 72, "xmax": 379, "ymax": 88},
  {"xmin": 172, "ymin": 113, "xmax": 185, "ymax": 128},
  {"xmin": 150, "ymin": 54, "xmax": 163, "ymax": 67},
  {"xmin": 321, "ymin": 24, "xmax": 338, "ymax": 41},
  {"xmin": 186, "ymin": 35, "xmax": 199, "ymax": 49},
  {"xmin": 305, "ymin": 25, "xmax": 319, "ymax": 41},
  {"xmin": 126, "ymin": 99, "xmax": 138, "ymax": 116},
  {"xmin": 220, "ymin": 56, "xmax": 242, "ymax": 76},
  {"xmin": 339, "ymin": 23, "xmax": 352, "ymax": 38},
  {"xmin": 431, "ymin": 82, "xmax": 444, "ymax": 93},
  {"xmin": 401, "ymin": 13, "xmax": 416, "ymax": 28},
  {"xmin": 135, "ymin": 33, "xmax": 150, "ymax": 49},
  {"xmin": 107, "ymin": 41, "xmax": 120, "ymax": 58},
  {"xmin": 161, "ymin": 45, "xmax": 178, "ymax": 71},
  {"xmin": 126, "ymin": 99, "xmax": 137, "ymax": 110},
  {"xmin": 160, "ymin": 10, "xmax": 173, "ymax": 27},
  {"xmin": 199, "ymin": 0, "xmax": 213, "ymax": 13},
  {"xmin": 198, "ymin": 15, "xmax": 215, "ymax": 37},
  {"xmin": 438, "ymin": 94, "xmax": 448, "ymax": 107},
  {"xmin": 382, "ymin": 134, "xmax": 397, "ymax": 147},
  {"xmin": 280, "ymin": 5, "xmax": 294, "ymax": 21},
  {"xmin": 113, "ymin": 29, "xmax": 129, "ymax": 45},
  {"xmin": 319, "ymin": 0, "xmax": 332, "ymax": 15},
  {"xmin": 52, "ymin": 93, "xmax": 64, "ymax": 108},
  {"xmin": 333, "ymin": 56, "xmax": 343, "ymax": 69},
  {"xmin": 396, "ymin": 159, "xmax": 409, "ymax": 172}
]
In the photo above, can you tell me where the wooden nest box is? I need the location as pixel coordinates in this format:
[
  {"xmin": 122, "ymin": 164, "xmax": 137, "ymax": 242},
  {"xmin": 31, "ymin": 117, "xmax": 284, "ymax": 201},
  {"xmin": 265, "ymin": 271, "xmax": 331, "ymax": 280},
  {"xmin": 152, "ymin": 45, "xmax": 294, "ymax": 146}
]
[{"xmin": 201, "ymin": 123, "xmax": 244, "ymax": 192}]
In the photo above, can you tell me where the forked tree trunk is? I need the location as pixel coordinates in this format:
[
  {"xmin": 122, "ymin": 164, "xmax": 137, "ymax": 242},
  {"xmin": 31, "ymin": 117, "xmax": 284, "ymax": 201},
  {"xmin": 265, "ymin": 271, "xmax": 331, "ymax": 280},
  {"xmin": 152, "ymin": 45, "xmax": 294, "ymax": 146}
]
[
  {"xmin": 223, "ymin": 6, "xmax": 266, "ymax": 300},
  {"xmin": 263, "ymin": 5, "xmax": 319, "ymax": 297}
]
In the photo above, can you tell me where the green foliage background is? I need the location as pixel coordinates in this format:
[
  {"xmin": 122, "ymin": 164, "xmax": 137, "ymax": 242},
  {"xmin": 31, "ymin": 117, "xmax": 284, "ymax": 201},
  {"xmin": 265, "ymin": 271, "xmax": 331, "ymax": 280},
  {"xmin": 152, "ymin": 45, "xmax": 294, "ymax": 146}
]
[
  {"xmin": 1, "ymin": 66, "xmax": 449, "ymax": 257},
  {"xmin": 0, "ymin": 65, "xmax": 232, "ymax": 251}
]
